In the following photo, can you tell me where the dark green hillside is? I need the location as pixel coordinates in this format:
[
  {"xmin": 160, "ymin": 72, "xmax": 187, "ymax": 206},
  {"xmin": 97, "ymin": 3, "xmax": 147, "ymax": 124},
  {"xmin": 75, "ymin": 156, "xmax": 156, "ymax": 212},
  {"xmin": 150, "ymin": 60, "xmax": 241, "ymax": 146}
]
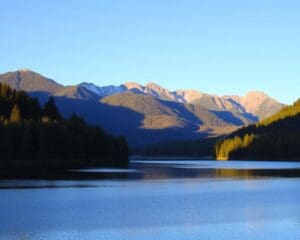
[
  {"xmin": 0, "ymin": 83, "xmax": 129, "ymax": 172},
  {"xmin": 215, "ymin": 99, "xmax": 300, "ymax": 160}
]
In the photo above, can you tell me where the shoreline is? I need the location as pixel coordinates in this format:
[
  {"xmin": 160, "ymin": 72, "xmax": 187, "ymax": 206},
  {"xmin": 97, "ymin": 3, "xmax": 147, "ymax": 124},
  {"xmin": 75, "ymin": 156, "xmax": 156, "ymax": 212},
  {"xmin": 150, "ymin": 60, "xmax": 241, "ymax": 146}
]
[{"xmin": 130, "ymin": 155, "xmax": 214, "ymax": 160}]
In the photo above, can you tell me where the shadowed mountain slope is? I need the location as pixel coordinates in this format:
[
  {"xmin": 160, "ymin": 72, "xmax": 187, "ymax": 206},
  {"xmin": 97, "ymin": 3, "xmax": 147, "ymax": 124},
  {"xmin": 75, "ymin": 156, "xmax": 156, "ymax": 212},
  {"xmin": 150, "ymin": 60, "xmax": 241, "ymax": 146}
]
[
  {"xmin": 48, "ymin": 96, "xmax": 206, "ymax": 146},
  {"xmin": 100, "ymin": 92, "xmax": 253, "ymax": 129},
  {"xmin": 54, "ymin": 85, "xmax": 101, "ymax": 100}
]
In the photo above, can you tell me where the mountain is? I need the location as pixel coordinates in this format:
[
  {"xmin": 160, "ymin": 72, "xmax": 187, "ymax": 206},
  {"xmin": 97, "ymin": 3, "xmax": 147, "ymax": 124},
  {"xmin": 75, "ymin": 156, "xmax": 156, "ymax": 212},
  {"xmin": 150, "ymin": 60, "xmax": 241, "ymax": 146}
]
[
  {"xmin": 215, "ymin": 99, "xmax": 300, "ymax": 160},
  {"xmin": 76, "ymin": 80, "xmax": 284, "ymax": 121},
  {"xmin": 0, "ymin": 69, "xmax": 284, "ymax": 121},
  {"xmin": 100, "ymin": 92, "xmax": 237, "ymax": 129},
  {"xmin": 79, "ymin": 82, "xmax": 127, "ymax": 97},
  {"xmin": 0, "ymin": 69, "xmax": 284, "ymax": 120},
  {"xmin": 0, "ymin": 69, "xmax": 63, "ymax": 94},
  {"xmin": 54, "ymin": 85, "xmax": 101, "ymax": 100},
  {"xmin": 89, "ymin": 82, "xmax": 284, "ymax": 121},
  {"xmin": 224, "ymin": 91, "xmax": 284, "ymax": 119},
  {"xmin": 174, "ymin": 89, "xmax": 204, "ymax": 103},
  {"xmin": 0, "ymin": 69, "xmax": 285, "ymax": 147}
]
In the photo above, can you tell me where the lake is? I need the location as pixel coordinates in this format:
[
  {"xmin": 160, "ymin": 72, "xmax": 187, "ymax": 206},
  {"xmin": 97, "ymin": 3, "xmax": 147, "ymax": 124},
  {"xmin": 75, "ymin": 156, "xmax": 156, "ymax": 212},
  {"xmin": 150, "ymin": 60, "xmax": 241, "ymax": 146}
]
[{"xmin": 1, "ymin": 160, "xmax": 300, "ymax": 240}]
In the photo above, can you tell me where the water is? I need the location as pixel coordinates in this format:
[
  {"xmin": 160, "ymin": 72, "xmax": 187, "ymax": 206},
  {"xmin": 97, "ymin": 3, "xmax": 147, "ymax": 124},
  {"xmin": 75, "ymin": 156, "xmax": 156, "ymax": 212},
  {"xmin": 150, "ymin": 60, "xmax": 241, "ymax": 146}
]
[{"xmin": 1, "ymin": 160, "xmax": 300, "ymax": 239}]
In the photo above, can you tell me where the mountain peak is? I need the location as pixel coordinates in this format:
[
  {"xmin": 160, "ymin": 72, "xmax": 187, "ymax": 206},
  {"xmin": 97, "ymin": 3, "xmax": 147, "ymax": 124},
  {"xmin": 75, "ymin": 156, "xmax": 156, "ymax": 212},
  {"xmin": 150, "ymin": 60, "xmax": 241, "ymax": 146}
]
[
  {"xmin": 145, "ymin": 82, "xmax": 163, "ymax": 89},
  {"xmin": 18, "ymin": 68, "xmax": 32, "ymax": 73},
  {"xmin": 174, "ymin": 89, "xmax": 203, "ymax": 103},
  {"xmin": 78, "ymin": 82, "xmax": 126, "ymax": 97},
  {"xmin": 123, "ymin": 82, "xmax": 143, "ymax": 90},
  {"xmin": 0, "ymin": 69, "xmax": 63, "ymax": 94},
  {"xmin": 242, "ymin": 91, "xmax": 270, "ymax": 106},
  {"xmin": 79, "ymin": 82, "xmax": 98, "ymax": 88},
  {"xmin": 245, "ymin": 90, "xmax": 269, "ymax": 98}
]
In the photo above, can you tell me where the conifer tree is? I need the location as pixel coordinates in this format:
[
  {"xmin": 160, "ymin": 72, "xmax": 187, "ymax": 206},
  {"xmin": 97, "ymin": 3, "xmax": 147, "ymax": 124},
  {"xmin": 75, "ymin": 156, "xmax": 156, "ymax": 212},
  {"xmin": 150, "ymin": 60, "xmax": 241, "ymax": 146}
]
[
  {"xmin": 10, "ymin": 104, "xmax": 21, "ymax": 124},
  {"xmin": 42, "ymin": 97, "xmax": 61, "ymax": 121}
]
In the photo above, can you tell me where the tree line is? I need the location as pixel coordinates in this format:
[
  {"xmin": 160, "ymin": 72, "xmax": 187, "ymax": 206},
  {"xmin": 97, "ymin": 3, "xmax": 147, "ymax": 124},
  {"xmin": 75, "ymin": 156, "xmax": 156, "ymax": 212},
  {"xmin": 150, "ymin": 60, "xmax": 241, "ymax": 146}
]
[
  {"xmin": 136, "ymin": 137, "xmax": 220, "ymax": 157},
  {"xmin": 0, "ymin": 83, "xmax": 129, "ymax": 168},
  {"xmin": 215, "ymin": 99, "xmax": 300, "ymax": 160}
]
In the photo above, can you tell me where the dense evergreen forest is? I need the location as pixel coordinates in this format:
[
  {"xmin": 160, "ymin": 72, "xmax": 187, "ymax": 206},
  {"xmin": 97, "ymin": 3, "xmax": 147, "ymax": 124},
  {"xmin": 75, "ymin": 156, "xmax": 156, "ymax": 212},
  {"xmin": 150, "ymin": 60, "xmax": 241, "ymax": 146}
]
[
  {"xmin": 215, "ymin": 99, "xmax": 300, "ymax": 160},
  {"xmin": 135, "ymin": 137, "xmax": 220, "ymax": 157},
  {"xmin": 0, "ymin": 83, "xmax": 129, "ymax": 170}
]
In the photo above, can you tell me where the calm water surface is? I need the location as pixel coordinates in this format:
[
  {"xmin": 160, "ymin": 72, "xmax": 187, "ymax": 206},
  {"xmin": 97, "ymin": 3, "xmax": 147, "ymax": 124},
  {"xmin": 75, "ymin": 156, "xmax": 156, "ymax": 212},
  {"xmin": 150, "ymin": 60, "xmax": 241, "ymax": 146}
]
[{"xmin": 1, "ymin": 160, "xmax": 300, "ymax": 240}]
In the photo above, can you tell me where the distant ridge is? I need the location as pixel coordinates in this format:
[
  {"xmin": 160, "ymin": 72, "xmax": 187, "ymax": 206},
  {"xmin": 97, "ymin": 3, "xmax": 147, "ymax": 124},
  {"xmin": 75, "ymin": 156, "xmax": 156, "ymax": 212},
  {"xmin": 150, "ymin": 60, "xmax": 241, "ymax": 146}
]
[
  {"xmin": 0, "ymin": 69, "xmax": 285, "ymax": 147},
  {"xmin": 0, "ymin": 69, "xmax": 284, "ymax": 120}
]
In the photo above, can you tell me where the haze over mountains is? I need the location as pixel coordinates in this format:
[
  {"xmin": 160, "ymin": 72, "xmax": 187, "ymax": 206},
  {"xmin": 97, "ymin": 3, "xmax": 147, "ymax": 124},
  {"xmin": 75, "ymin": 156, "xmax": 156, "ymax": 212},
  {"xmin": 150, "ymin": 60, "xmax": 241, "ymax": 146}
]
[{"xmin": 0, "ymin": 69, "xmax": 284, "ymax": 147}]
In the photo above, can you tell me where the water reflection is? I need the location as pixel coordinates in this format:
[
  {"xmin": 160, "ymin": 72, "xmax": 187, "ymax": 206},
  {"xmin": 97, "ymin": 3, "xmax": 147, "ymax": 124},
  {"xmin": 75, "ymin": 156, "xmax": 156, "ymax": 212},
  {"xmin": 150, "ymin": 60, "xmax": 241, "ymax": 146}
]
[
  {"xmin": 215, "ymin": 168, "xmax": 254, "ymax": 179},
  {"xmin": 1, "ymin": 160, "xmax": 300, "ymax": 186},
  {"xmin": 133, "ymin": 161, "xmax": 300, "ymax": 180},
  {"xmin": 1, "ymin": 160, "xmax": 300, "ymax": 240}
]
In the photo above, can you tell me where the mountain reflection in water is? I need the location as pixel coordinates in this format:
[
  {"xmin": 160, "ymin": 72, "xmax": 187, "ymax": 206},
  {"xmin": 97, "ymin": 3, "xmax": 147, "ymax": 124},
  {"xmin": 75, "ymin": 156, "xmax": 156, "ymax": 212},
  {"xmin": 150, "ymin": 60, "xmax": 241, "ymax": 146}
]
[
  {"xmin": 1, "ymin": 160, "xmax": 300, "ymax": 184},
  {"xmin": 21, "ymin": 160, "xmax": 300, "ymax": 180}
]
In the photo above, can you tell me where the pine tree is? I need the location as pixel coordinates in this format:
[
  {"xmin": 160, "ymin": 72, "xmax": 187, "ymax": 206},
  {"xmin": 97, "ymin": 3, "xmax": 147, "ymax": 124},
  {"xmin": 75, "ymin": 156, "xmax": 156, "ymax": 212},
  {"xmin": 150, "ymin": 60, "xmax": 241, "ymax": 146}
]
[
  {"xmin": 42, "ymin": 97, "xmax": 61, "ymax": 121},
  {"xmin": 10, "ymin": 104, "xmax": 21, "ymax": 124}
]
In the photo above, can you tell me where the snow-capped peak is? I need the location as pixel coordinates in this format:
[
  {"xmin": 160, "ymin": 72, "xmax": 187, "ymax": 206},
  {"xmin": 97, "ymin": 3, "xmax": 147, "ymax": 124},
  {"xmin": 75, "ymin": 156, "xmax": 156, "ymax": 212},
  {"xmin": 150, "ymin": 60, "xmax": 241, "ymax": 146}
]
[{"xmin": 79, "ymin": 82, "xmax": 126, "ymax": 97}]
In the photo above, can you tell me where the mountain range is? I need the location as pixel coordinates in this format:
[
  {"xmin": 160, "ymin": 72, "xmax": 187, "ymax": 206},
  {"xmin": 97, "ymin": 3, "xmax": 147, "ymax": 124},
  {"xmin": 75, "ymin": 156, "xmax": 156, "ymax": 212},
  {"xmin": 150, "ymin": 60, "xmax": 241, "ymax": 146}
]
[{"xmin": 0, "ymin": 69, "xmax": 284, "ymax": 147}]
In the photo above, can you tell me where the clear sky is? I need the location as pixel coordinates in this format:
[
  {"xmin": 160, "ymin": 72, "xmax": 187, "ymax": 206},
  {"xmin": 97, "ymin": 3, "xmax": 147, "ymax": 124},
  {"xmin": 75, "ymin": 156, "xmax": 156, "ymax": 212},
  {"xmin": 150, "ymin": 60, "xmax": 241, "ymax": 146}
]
[{"xmin": 1, "ymin": 0, "xmax": 299, "ymax": 104}]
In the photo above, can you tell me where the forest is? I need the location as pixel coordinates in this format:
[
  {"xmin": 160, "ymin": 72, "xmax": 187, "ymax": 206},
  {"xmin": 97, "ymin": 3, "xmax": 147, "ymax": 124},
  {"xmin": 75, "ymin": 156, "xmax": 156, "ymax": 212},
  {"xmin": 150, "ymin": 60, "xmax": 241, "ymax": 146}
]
[
  {"xmin": 215, "ymin": 99, "xmax": 300, "ymax": 160},
  {"xmin": 0, "ymin": 83, "xmax": 129, "ymax": 170},
  {"xmin": 135, "ymin": 137, "xmax": 220, "ymax": 157}
]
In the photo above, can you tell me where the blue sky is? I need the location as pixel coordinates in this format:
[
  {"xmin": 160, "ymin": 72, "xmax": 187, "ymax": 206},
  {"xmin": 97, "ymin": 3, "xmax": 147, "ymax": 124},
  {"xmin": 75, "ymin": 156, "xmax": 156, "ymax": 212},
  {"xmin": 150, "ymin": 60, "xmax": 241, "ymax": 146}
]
[{"xmin": 0, "ymin": 0, "xmax": 299, "ymax": 104}]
